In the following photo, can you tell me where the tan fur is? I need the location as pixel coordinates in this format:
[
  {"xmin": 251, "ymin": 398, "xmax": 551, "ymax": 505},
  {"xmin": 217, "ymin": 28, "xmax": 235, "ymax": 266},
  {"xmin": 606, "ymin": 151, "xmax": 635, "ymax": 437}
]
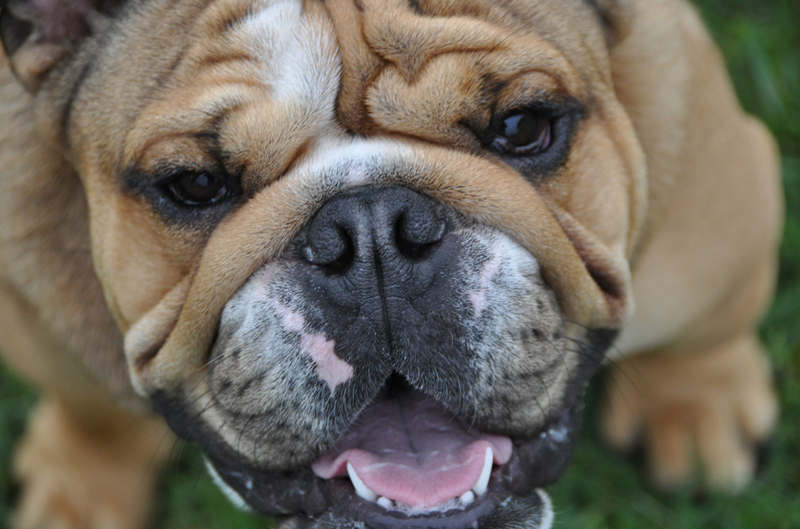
[
  {"xmin": 12, "ymin": 400, "xmax": 170, "ymax": 529},
  {"xmin": 602, "ymin": 0, "xmax": 781, "ymax": 490},
  {"xmin": 0, "ymin": 0, "xmax": 781, "ymax": 526},
  {"xmin": 0, "ymin": 277, "xmax": 171, "ymax": 528}
]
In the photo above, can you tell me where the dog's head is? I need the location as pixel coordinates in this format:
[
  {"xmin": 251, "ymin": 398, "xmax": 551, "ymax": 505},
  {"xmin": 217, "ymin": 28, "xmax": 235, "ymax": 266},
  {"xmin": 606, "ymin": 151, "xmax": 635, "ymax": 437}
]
[{"xmin": 2, "ymin": 0, "xmax": 654, "ymax": 526}]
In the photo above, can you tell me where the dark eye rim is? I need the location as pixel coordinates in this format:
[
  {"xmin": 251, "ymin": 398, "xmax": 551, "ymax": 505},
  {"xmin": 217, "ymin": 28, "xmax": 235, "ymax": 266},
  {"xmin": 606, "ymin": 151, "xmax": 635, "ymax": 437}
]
[
  {"xmin": 122, "ymin": 163, "xmax": 242, "ymax": 227},
  {"xmin": 486, "ymin": 106, "xmax": 563, "ymax": 155},
  {"xmin": 490, "ymin": 110, "xmax": 554, "ymax": 156},
  {"xmin": 476, "ymin": 99, "xmax": 585, "ymax": 177},
  {"xmin": 158, "ymin": 169, "xmax": 238, "ymax": 208}
]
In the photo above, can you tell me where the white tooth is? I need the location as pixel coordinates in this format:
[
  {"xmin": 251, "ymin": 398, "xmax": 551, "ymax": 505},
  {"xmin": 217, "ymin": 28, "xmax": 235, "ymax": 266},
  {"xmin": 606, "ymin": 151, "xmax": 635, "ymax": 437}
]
[
  {"xmin": 347, "ymin": 462, "xmax": 377, "ymax": 502},
  {"xmin": 472, "ymin": 447, "xmax": 493, "ymax": 496},
  {"xmin": 377, "ymin": 497, "xmax": 393, "ymax": 509},
  {"xmin": 459, "ymin": 490, "xmax": 475, "ymax": 506}
]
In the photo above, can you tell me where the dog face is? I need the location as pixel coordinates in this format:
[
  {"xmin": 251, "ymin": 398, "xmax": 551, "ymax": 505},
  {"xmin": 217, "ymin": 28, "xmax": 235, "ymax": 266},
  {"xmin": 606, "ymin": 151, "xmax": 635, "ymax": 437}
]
[{"xmin": 3, "ymin": 0, "xmax": 646, "ymax": 526}]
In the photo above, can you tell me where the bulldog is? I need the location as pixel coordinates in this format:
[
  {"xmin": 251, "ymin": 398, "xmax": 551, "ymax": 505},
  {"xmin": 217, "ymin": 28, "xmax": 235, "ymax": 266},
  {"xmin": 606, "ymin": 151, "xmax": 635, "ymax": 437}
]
[{"xmin": 0, "ymin": 0, "xmax": 783, "ymax": 528}]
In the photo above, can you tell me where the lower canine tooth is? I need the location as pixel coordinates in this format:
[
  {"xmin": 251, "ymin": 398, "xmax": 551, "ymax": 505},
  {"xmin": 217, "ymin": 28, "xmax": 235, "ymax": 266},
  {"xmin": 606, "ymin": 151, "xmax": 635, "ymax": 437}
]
[
  {"xmin": 377, "ymin": 497, "xmax": 393, "ymax": 509},
  {"xmin": 347, "ymin": 463, "xmax": 377, "ymax": 502},
  {"xmin": 459, "ymin": 490, "xmax": 475, "ymax": 505},
  {"xmin": 473, "ymin": 447, "xmax": 493, "ymax": 496}
]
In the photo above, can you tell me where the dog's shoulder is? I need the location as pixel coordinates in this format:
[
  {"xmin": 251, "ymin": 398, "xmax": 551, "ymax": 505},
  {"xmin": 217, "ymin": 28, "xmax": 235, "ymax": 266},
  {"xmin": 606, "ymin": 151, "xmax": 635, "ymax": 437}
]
[{"xmin": 0, "ymin": 56, "xmax": 136, "ymax": 403}]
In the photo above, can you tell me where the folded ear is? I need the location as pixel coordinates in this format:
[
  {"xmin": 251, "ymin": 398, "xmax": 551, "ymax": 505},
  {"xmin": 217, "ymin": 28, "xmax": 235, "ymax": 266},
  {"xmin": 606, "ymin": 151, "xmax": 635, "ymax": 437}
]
[{"xmin": 0, "ymin": 0, "xmax": 124, "ymax": 91}]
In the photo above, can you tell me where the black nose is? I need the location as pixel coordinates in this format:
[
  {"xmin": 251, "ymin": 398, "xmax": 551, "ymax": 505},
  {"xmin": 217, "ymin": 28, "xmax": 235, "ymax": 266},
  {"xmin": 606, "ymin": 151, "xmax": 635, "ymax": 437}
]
[{"xmin": 299, "ymin": 186, "xmax": 448, "ymax": 276}]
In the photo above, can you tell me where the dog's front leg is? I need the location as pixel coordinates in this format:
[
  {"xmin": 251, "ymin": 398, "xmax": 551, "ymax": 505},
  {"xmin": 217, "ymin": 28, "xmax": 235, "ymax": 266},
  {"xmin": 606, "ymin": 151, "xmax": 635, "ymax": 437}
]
[
  {"xmin": 600, "ymin": 331, "xmax": 777, "ymax": 491},
  {"xmin": 0, "ymin": 286, "xmax": 171, "ymax": 529},
  {"xmin": 13, "ymin": 399, "xmax": 170, "ymax": 529},
  {"xmin": 599, "ymin": 252, "xmax": 779, "ymax": 491}
]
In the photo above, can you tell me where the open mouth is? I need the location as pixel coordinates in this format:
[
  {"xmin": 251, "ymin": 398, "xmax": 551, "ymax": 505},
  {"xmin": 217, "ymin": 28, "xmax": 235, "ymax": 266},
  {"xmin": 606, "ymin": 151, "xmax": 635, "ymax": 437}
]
[
  {"xmin": 192, "ymin": 376, "xmax": 580, "ymax": 529},
  {"xmin": 311, "ymin": 377, "xmax": 514, "ymax": 511}
]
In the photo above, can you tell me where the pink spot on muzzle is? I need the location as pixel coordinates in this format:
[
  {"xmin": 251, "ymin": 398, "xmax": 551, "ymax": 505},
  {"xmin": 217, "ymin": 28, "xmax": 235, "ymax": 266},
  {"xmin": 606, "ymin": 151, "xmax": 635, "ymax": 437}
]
[
  {"xmin": 346, "ymin": 166, "xmax": 367, "ymax": 185},
  {"xmin": 271, "ymin": 301, "xmax": 354, "ymax": 392},
  {"xmin": 469, "ymin": 255, "xmax": 501, "ymax": 318}
]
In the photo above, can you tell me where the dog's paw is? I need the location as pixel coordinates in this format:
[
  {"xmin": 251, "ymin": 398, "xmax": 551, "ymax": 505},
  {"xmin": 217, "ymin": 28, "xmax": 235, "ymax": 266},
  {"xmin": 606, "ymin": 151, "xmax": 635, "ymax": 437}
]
[
  {"xmin": 12, "ymin": 399, "xmax": 171, "ymax": 529},
  {"xmin": 600, "ymin": 334, "xmax": 778, "ymax": 492}
]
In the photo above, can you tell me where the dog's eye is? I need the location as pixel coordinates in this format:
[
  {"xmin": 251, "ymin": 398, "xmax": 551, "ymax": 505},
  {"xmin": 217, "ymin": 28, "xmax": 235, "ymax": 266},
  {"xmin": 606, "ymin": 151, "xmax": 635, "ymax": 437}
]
[
  {"xmin": 492, "ymin": 111, "xmax": 553, "ymax": 155},
  {"xmin": 166, "ymin": 172, "xmax": 229, "ymax": 206}
]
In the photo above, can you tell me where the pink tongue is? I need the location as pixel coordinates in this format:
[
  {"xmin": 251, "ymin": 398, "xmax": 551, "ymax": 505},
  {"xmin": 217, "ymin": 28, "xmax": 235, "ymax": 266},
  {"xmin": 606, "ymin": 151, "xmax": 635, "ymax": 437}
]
[{"xmin": 312, "ymin": 388, "xmax": 512, "ymax": 508}]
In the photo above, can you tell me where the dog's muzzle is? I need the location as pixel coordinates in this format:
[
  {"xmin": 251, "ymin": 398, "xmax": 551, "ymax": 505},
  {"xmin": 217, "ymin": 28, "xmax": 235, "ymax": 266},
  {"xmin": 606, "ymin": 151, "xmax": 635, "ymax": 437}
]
[{"xmin": 149, "ymin": 184, "xmax": 616, "ymax": 529}]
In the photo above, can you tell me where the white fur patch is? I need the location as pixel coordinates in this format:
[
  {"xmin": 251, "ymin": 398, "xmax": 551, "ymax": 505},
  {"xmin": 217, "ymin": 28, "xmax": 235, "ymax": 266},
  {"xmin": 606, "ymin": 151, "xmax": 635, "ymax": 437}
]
[
  {"xmin": 469, "ymin": 253, "xmax": 501, "ymax": 318},
  {"xmin": 238, "ymin": 0, "xmax": 340, "ymax": 129},
  {"xmin": 536, "ymin": 488, "xmax": 555, "ymax": 529},
  {"xmin": 205, "ymin": 459, "xmax": 254, "ymax": 513}
]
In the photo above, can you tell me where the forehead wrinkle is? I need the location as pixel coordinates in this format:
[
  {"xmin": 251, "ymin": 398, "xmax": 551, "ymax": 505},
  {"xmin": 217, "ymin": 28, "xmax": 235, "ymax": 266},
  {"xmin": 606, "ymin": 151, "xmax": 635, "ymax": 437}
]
[
  {"xmin": 118, "ymin": 0, "xmax": 262, "ymax": 165},
  {"xmin": 328, "ymin": 0, "xmax": 587, "ymax": 140},
  {"xmin": 361, "ymin": 0, "xmax": 512, "ymax": 81},
  {"xmin": 123, "ymin": 84, "xmax": 252, "ymax": 166},
  {"xmin": 414, "ymin": 0, "xmax": 609, "ymax": 96},
  {"xmin": 363, "ymin": 0, "xmax": 584, "ymax": 89},
  {"xmin": 124, "ymin": 0, "xmax": 342, "ymax": 177}
]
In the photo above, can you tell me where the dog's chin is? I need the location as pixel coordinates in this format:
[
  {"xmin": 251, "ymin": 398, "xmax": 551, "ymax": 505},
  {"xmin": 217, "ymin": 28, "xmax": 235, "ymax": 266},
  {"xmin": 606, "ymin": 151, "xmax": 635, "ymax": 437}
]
[{"xmin": 184, "ymin": 383, "xmax": 580, "ymax": 529}]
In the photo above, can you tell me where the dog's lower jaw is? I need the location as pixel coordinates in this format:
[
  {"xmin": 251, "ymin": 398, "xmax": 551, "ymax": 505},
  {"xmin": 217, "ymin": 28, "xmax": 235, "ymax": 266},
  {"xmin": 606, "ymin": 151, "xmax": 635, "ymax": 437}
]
[
  {"xmin": 193, "ymin": 402, "xmax": 581, "ymax": 529},
  {"xmin": 151, "ymin": 322, "xmax": 616, "ymax": 529},
  {"xmin": 274, "ymin": 490, "xmax": 554, "ymax": 529}
]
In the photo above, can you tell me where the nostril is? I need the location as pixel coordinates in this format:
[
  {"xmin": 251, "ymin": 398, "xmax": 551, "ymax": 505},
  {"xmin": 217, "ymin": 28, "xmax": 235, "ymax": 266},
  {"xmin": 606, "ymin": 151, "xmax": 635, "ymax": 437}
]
[
  {"xmin": 395, "ymin": 212, "xmax": 447, "ymax": 261},
  {"xmin": 298, "ymin": 187, "xmax": 449, "ymax": 273},
  {"xmin": 301, "ymin": 226, "xmax": 355, "ymax": 275}
]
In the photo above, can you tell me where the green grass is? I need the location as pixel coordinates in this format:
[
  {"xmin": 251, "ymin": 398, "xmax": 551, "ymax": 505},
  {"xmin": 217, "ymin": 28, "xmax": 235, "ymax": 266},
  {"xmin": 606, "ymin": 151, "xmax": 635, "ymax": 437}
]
[
  {"xmin": 0, "ymin": 370, "xmax": 36, "ymax": 527},
  {"xmin": 2, "ymin": 1, "xmax": 799, "ymax": 528}
]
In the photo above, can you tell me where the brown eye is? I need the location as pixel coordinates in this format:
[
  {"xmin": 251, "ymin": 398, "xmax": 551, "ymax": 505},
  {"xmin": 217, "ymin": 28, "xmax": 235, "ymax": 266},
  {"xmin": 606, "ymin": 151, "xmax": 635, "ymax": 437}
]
[
  {"xmin": 492, "ymin": 111, "xmax": 553, "ymax": 155},
  {"xmin": 166, "ymin": 172, "xmax": 228, "ymax": 206}
]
